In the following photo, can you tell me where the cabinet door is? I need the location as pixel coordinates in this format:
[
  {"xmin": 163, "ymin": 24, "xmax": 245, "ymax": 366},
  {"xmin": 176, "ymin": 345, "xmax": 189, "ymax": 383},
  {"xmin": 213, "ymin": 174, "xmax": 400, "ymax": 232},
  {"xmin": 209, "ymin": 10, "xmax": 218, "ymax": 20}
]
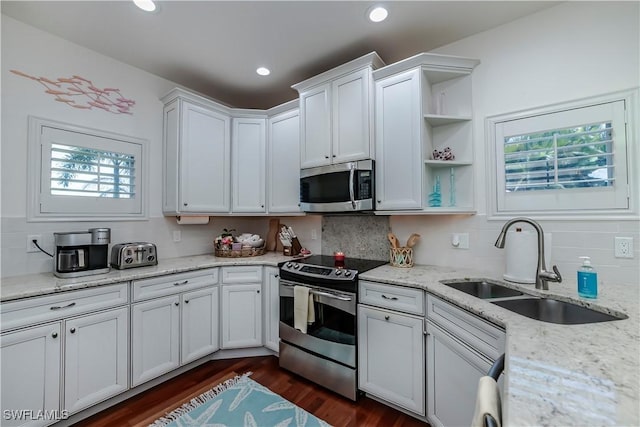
[
  {"xmin": 181, "ymin": 287, "xmax": 219, "ymax": 364},
  {"xmin": 180, "ymin": 101, "xmax": 231, "ymax": 212},
  {"xmin": 232, "ymin": 118, "xmax": 266, "ymax": 212},
  {"xmin": 426, "ymin": 322, "xmax": 493, "ymax": 427},
  {"xmin": 375, "ymin": 69, "xmax": 423, "ymax": 210},
  {"xmin": 358, "ymin": 305, "xmax": 425, "ymax": 415},
  {"xmin": 267, "ymin": 109, "xmax": 301, "ymax": 213},
  {"xmin": 263, "ymin": 268, "xmax": 280, "ymax": 352},
  {"xmin": 131, "ymin": 295, "xmax": 180, "ymax": 387},
  {"xmin": 1, "ymin": 323, "xmax": 61, "ymax": 427},
  {"xmin": 332, "ymin": 68, "xmax": 371, "ymax": 163},
  {"xmin": 64, "ymin": 307, "xmax": 128, "ymax": 414},
  {"xmin": 221, "ymin": 284, "xmax": 262, "ymax": 349},
  {"xmin": 299, "ymin": 84, "xmax": 331, "ymax": 168}
]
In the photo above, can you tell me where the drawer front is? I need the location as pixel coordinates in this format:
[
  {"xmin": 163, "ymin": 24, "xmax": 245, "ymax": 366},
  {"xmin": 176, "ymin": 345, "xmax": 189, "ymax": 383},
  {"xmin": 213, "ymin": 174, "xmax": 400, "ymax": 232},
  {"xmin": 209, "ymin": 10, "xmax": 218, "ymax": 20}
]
[
  {"xmin": 426, "ymin": 294, "xmax": 505, "ymax": 360},
  {"xmin": 221, "ymin": 266, "xmax": 263, "ymax": 284},
  {"xmin": 1, "ymin": 283, "xmax": 128, "ymax": 332},
  {"xmin": 359, "ymin": 281, "xmax": 424, "ymax": 315},
  {"xmin": 133, "ymin": 269, "xmax": 218, "ymax": 302}
]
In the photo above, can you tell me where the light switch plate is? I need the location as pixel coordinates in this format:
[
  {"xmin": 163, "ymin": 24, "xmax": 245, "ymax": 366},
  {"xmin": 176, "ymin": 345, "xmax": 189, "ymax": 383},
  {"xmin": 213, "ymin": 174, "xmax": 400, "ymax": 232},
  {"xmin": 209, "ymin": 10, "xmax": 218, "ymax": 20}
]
[{"xmin": 614, "ymin": 237, "xmax": 634, "ymax": 258}]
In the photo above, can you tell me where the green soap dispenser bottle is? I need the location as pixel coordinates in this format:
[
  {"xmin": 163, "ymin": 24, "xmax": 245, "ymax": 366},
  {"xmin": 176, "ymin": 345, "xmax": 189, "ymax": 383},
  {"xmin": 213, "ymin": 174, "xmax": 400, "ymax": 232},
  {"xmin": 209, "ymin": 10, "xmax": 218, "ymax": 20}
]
[{"xmin": 577, "ymin": 256, "xmax": 597, "ymax": 298}]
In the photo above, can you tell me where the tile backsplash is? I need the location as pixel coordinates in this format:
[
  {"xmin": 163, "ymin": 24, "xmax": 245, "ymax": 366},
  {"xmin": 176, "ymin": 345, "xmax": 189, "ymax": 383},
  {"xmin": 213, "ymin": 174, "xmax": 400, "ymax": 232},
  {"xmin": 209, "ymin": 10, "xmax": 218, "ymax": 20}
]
[{"xmin": 321, "ymin": 215, "xmax": 390, "ymax": 261}]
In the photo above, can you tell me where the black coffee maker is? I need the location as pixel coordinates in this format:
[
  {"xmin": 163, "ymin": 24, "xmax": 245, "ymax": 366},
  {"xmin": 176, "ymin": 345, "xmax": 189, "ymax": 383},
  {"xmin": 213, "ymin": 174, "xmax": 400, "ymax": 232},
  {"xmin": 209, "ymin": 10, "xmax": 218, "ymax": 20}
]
[{"xmin": 54, "ymin": 228, "xmax": 110, "ymax": 278}]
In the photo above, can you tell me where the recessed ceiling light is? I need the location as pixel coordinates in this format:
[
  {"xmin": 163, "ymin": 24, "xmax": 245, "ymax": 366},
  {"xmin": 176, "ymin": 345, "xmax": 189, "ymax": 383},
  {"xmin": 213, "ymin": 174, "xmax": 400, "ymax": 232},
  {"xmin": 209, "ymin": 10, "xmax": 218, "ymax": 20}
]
[
  {"xmin": 133, "ymin": 0, "xmax": 156, "ymax": 12},
  {"xmin": 368, "ymin": 6, "xmax": 388, "ymax": 23},
  {"xmin": 256, "ymin": 67, "xmax": 271, "ymax": 76}
]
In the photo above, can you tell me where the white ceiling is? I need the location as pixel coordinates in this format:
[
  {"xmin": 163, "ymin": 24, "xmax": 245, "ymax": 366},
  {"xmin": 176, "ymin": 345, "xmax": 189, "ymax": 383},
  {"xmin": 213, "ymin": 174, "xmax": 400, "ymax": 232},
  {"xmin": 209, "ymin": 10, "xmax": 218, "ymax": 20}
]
[{"xmin": 2, "ymin": 1, "xmax": 559, "ymax": 109}]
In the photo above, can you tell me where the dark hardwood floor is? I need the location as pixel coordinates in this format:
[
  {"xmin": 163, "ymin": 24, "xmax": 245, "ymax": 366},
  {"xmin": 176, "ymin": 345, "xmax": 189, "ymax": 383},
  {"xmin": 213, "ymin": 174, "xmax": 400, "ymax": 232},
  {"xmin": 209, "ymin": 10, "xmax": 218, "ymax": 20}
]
[{"xmin": 75, "ymin": 356, "xmax": 428, "ymax": 427}]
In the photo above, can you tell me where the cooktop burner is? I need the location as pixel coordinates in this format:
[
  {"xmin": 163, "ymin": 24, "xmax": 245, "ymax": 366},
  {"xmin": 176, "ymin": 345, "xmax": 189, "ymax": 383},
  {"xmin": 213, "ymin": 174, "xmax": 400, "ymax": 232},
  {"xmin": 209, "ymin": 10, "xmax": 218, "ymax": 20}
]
[
  {"xmin": 279, "ymin": 255, "xmax": 387, "ymax": 292},
  {"xmin": 293, "ymin": 255, "xmax": 388, "ymax": 273}
]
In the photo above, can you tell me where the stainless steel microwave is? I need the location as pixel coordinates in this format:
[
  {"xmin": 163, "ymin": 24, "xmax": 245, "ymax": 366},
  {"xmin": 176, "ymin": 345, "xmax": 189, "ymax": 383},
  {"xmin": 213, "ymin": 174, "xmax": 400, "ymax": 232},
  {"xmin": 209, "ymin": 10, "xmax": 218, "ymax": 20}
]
[{"xmin": 300, "ymin": 160, "xmax": 374, "ymax": 212}]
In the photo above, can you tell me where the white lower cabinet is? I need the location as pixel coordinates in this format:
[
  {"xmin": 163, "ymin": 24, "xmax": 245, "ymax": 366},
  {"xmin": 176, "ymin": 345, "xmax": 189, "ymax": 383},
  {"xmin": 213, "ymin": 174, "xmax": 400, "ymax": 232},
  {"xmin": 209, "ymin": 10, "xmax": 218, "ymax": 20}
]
[
  {"xmin": 181, "ymin": 287, "xmax": 220, "ymax": 364},
  {"xmin": 1, "ymin": 323, "xmax": 61, "ymax": 427},
  {"xmin": 221, "ymin": 283, "xmax": 262, "ymax": 348},
  {"xmin": 64, "ymin": 307, "xmax": 129, "ymax": 414},
  {"xmin": 131, "ymin": 295, "xmax": 181, "ymax": 387},
  {"xmin": 131, "ymin": 269, "xmax": 220, "ymax": 387},
  {"xmin": 426, "ymin": 322, "xmax": 493, "ymax": 427},
  {"xmin": 357, "ymin": 305, "xmax": 425, "ymax": 415},
  {"xmin": 263, "ymin": 267, "xmax": 280, "ymax": 352},
  {"xmin": 426, "ymin": 294, "xmax": 505, "ymax": 427}
]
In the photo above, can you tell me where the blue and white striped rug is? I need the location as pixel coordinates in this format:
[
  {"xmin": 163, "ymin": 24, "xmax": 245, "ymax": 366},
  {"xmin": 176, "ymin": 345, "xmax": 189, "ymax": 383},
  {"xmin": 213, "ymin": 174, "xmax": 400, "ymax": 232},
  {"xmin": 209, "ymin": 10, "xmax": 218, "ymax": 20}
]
[{"xmin": 149, "ymin": 372, "xmax": 332, "ymax": 427}]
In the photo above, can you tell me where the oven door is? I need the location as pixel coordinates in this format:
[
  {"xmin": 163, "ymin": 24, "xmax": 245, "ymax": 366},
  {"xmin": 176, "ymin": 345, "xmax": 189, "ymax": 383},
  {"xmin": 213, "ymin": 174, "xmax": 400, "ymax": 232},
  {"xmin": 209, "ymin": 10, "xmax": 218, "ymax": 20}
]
[
  {"xmin": 299, "ymin": 160, "xmax": 374, "ymax": 212},
  {"xmin": 279, "ymin": 279, "xmax": 356, "ymax": 367}
]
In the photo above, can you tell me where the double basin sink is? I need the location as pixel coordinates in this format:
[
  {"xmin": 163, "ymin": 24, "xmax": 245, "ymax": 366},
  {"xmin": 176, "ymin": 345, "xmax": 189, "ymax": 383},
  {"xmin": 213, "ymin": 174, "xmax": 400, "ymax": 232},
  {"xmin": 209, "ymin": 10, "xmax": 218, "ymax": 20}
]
[{"xmin": 442, "ymin": 280, "xmax": 627, "ymax": 324}]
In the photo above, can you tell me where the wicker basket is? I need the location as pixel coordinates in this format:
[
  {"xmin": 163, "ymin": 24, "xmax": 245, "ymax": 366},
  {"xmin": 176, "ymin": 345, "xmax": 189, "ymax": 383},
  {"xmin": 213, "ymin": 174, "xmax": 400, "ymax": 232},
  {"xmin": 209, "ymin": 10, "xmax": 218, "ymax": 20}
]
[
  {"xmin": 390, "ymin": 247, "xmax": 414, "ymax": 268},
  {"xmin": 215, "ymin": 244, "xmax": 266, "ymax": 258}
]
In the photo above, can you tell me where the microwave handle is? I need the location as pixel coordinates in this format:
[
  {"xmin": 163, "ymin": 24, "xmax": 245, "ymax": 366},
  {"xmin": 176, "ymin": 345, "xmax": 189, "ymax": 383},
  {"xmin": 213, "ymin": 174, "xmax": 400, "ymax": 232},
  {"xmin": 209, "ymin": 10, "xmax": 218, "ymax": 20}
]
[{"xmin": 349, "ymin": 167, "xmax": 356, "ymax": 209}]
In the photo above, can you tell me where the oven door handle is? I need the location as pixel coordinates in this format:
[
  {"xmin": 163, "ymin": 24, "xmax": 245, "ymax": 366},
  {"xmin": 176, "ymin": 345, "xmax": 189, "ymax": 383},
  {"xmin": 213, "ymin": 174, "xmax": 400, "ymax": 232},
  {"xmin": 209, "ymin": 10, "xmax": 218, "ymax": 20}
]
[
  {"xmin": 349, "ymin": 166, "xmax": 356, "ymax": 210},
  {"xmin": 281, "ymin": 282, "xmax": 353, "ymax": 302}
]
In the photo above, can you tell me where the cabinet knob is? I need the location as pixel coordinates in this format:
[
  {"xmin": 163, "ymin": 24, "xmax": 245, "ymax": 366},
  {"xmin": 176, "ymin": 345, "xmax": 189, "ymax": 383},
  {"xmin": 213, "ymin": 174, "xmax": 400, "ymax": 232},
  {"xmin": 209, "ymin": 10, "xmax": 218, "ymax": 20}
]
[
  {"xmin": 384, "ymin": 315, "xmax": 390, "ymax": 321},
  {"xmin": 275, "ymin": 274, "xmax": 279, "ymax": 278},
  {"xmin": 332, "ymin": 154, "xmax": 336, "ymax": 158},
  {"xmin": 257, "ymin": 290, "xmax": 260, "ymax": 294},
  {"xmin": 377, "ymin": 200, "xmax": 381, "ymax": 204},
  {"xmin": 70, "ymin": 327, "xmax": 76, "ymax": 334},
  {"xmin": 183, "ymin": 203, "xmax": 188, "ymax": 207},
  {"xmin": 324, "ymin": 155, "xmax": 329, "ymax": 159},
  {"xmin": 174, "ymin": 302, "xmax": 179, "ymax": 306},
  {"xmin": 261, "ymin": 205, "xmax": 264, "ymax": 208},
  {"xmin": 51, "ymin": 332, "xmax": 58, "ymax": 338},
  {"xmin": 185, "ymin": 300, "xmax": 189, "ymax": 304}
]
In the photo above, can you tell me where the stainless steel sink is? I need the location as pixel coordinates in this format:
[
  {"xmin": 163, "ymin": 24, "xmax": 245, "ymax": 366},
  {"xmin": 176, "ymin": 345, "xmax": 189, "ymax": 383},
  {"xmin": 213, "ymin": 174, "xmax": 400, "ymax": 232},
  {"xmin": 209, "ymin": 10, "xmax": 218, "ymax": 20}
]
[
  {"xmin": 442, "ymin": 280, "xmax": 524, "ymax": 299},
  {"xmin": 492, "ymin": 298, "xmax": 627, "ymax": 324}
]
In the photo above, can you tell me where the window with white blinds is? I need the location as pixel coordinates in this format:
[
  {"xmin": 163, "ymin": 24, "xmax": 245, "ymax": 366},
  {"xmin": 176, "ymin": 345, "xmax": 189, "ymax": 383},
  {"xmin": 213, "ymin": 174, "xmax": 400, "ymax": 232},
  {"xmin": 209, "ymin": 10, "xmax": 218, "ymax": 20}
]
[
  {"xmin": 28, "ymin": 117, "xmax": 147, "ymax": 220},
  {"xmin": 488, "ymin": 92, "xmax": 635, "ymax": 217},
  {"xmin": 504, "ymin": 121, "xmax": 614, "ymax": 192}
]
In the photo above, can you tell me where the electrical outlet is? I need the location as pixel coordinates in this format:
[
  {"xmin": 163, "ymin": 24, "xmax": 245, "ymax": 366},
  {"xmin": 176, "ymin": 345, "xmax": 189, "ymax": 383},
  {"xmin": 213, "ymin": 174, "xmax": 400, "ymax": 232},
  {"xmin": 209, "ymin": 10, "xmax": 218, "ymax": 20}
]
[
  {"xmin": 173, "ymin": 230, "xmax": 181, "ymax": 242},
  {"xmin": 311, "ymin": 229, "xmax": 317, "ymax": 240},
  {"xmin": 451, "ymin": 233, "xmax": 469, "ymax": 249},
  {"xmin": 614, "ymin": 237, "xmax": 634, "ymax": 258},
  {"xmin": 27, "ymin": 234, "xmax": 42, "ymax": 253}
]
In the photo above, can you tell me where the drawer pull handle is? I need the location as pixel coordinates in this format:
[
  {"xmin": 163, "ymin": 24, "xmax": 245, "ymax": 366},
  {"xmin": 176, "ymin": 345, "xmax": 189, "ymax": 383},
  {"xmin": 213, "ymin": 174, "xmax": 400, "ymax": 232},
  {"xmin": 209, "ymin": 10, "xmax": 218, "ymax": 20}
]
[
  {"xmin": 51, "ymin": 332, "xmax": 58, "ymax": 338},
  {"xmin": 381, "ymin": 295, "xmax": 398, "ymax": 301},
  {"xmin": 70, "ymin": 327, "xmax": 76, "ymax": 334},
  {"xmin": 50, "ymin": 302, "xmax": 76, "ymax": 311},
  {"xmin": 173, "ymin": 280, "xmax": 189, "ymax": 286}
]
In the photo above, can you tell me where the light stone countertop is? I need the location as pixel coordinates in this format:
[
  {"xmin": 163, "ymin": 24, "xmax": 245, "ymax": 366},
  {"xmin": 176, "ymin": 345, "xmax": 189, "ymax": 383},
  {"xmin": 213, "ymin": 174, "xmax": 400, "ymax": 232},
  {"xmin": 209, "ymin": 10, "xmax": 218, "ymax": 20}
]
[
  {"xmin": 0, "ymin": 252, "xmax": 295, "ymax": 302},
  {"xmin": 1, "ymin": 257, "xmax": 638, "ymax": 426},
  {"xmin": 359, "ymin": 264, "xmax": 640, "ymax": 427}
]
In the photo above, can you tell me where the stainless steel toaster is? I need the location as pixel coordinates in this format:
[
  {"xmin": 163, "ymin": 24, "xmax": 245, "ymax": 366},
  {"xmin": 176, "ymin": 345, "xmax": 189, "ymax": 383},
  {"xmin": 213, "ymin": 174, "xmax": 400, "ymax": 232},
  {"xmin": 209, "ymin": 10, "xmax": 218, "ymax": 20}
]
[{"xmin": 110, "ymin": 242, "xmax": 157, "ymax": 269}]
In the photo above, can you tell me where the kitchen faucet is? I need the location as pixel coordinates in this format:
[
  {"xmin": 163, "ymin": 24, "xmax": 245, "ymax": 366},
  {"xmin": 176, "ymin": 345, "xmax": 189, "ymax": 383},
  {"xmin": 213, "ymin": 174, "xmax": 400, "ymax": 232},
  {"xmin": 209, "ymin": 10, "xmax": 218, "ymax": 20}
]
[{"xmin": 495, "ymin": 217, "xmax": 562, "ymax": 290}]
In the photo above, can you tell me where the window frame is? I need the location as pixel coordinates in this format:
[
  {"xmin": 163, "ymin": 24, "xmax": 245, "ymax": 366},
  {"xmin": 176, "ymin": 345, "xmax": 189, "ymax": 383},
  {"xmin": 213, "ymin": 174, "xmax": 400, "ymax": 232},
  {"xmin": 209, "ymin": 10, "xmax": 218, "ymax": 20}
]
[
  {"xmin": 485, "ymin": 89, "xmax": 638, "ymax": 220},
  {"xmin": 27, "ymin": 116, "xmax": 149, "ymax": 221}
]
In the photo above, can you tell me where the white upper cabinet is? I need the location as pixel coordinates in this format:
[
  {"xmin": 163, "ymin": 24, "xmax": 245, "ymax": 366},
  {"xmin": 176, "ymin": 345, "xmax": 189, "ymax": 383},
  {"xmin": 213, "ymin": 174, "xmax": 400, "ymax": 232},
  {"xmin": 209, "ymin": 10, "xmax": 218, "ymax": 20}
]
[
  {"xmin": 373, "ymin": 53, "xmax": 479, "ymax": 214},
  {"xmin": 293, "ymin": 52, "xmax": 384, "ymax": 169},
  {"xmin": 267, "ymin": 106, "xmax": 301, "ymax": 213},
  {"xmin": 232, "ymin": 117, "xmax": 266, "ymax": 213},
  {"xmin": 162, "ymin": 89, "xmax": 231, "ymax": 214},
  {"xmin": 375, "ymin": 68, "xmax": 423, "ymax": 210}
]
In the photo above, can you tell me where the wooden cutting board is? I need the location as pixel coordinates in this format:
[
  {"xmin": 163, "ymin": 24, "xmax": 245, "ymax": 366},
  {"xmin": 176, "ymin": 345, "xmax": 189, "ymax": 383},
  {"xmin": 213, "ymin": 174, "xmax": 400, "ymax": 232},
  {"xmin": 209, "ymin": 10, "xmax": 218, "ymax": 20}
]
[{"xmin": 266, "ymin": 218, "xmax": 280, "ymax": 252}]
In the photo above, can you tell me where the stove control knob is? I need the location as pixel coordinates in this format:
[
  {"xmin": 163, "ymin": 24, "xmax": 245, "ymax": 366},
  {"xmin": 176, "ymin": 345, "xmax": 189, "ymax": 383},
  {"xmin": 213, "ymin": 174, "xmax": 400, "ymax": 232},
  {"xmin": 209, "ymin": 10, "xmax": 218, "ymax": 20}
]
[
  {"xmin": 344, "ymin": 270, "xmax": 352, "ymax": 277},
  {"xmin": 334, "ymin": 269, "xmax": 342, "ymax": 276},
  {"xmin": 294, "ymin": 264, "xmax": 301, "ymax": 269},
  {"xmin": 286, "ymin": 263, "xmax": 293, "ymax": 268}
]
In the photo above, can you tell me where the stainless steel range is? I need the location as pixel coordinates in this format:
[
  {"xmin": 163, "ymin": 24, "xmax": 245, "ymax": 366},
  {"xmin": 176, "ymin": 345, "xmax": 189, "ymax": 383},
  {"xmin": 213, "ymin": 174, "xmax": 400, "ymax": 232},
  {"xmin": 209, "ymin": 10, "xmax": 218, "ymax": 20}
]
[{"xmin": 278, "ymin": 255, "xmax": 387, "ymax": 400}]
